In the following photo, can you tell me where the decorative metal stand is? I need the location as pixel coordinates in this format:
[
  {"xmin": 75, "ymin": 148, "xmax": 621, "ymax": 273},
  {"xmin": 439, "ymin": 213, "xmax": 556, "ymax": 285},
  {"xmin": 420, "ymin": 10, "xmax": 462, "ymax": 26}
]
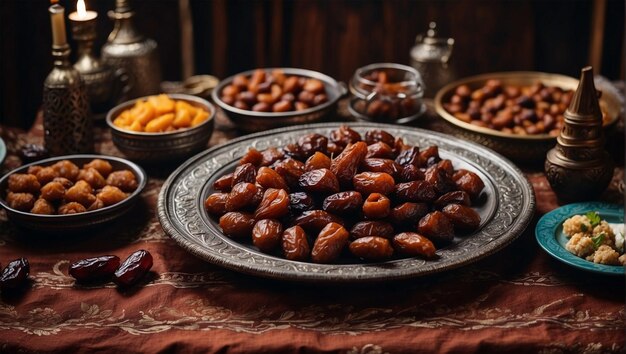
[
  {"xmin": 545, "ymin": 67, "xmax": 614, "ymax": 202},
  {"xmin": 101, "ymin": 0, "xmax": 161, "ymax": 100},
  {"xmin": 43, "ymin": 4, "xmax": 93, "ymax": 156}
]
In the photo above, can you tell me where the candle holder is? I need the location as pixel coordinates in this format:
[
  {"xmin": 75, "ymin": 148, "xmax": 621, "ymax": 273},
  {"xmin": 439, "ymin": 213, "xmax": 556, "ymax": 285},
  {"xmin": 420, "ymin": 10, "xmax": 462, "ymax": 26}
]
[
  {"xmin": 101, "ymin": 0, "xmax": 161, "ymax": 100},
  {"xmin": 545, "ymin": 66, "xmax": 614, "ymax": 202},
  {"xmin": 70, "ymin": 13, "xmax": 126, "ymax": 116},
  {"xmin": 43, "ymin": 4, "xmax": 93, "ymax": 156}
]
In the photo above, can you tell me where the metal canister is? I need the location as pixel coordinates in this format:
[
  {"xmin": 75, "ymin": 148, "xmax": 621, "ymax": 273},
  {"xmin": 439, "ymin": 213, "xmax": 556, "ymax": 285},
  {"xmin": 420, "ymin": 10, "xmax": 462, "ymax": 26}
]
[{"xmin": 410, "ymin": 22, "xmax": 455, "ymax": 98}]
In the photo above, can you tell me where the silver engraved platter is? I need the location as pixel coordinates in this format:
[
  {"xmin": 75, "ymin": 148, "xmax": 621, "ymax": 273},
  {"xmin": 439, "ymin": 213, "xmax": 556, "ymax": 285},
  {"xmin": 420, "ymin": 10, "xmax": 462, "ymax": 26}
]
[{"xmin": 157, "ymin": 122, "xmax": 535, "ymax": 282}]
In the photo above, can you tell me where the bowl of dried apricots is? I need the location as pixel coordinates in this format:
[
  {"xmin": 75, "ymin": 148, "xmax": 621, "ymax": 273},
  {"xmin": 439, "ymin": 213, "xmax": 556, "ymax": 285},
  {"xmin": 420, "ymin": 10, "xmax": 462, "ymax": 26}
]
[{"xmin": 106, "ymin": 93, "xmax": 215, "ymax": 162}]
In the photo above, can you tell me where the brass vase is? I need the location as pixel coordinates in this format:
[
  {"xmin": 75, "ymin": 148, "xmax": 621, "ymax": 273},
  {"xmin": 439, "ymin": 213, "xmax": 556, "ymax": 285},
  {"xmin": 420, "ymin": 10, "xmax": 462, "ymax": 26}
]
[{"xmin": 545, "ymin": 66, "xmax": 614, "ymax": 202}]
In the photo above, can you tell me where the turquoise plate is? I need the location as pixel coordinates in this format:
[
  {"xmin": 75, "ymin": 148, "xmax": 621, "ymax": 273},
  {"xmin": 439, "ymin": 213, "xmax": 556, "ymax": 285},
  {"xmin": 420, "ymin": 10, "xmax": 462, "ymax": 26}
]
[
  {"xmin": 0, "ymin": 137, "xmax": 5, "ymax": 167},
  {"xmin": 536, "ymin": 202, "xmax": 625, "ymax": 276}
]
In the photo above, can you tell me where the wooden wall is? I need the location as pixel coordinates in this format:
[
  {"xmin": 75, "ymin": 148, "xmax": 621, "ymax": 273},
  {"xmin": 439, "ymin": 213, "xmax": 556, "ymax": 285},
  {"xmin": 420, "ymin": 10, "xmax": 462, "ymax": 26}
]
[{"xmin": 1, "ymin": 0, "xmax": 623, "ymax": 128}]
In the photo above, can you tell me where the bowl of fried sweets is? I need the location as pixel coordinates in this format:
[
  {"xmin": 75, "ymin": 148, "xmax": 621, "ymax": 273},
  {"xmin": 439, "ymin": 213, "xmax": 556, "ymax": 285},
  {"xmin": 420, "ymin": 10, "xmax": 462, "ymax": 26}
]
[
  {"xmin": 0, "ymin": 155, "xmax": 146, "ymax": 232},
  {"xmin": 106, "ymin": 94, "xmax": 215, "ymax": 162}
]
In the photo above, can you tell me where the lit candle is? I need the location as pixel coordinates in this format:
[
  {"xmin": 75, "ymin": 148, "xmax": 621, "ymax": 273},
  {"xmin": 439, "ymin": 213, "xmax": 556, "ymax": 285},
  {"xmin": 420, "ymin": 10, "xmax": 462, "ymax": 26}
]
[
  {"xmin": 49, "ymin": 2, "xmax": 67, "ymax": 46},
  {"xmin": 68, "ymin": 0, "xmax": 98, "ymax": 21}
]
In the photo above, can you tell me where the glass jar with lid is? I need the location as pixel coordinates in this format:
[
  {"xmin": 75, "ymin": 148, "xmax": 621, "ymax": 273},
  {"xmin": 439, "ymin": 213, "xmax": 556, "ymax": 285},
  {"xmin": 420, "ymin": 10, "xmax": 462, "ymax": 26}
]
[{"xmin": 348, "ymin": 63, "xmax": 425, "ymax": 124}]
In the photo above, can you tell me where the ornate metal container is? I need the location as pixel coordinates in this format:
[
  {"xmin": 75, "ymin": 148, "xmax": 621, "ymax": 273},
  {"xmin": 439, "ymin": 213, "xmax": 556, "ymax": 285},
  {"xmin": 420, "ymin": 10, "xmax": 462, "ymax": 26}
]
[
  {"xmin": 101, "ymin": 0, "xmax": 161, "ymax": 100},
  {"xmin": 410, "ymin": 22, "xmax": 455, "ymax": 98},
  {"xmin": 43, "ymin": 5, "xmax": 93, "ymax": 156},
  {"xmin": 545, "ymin": 67, "xmax": 614, "ymax": 202}
]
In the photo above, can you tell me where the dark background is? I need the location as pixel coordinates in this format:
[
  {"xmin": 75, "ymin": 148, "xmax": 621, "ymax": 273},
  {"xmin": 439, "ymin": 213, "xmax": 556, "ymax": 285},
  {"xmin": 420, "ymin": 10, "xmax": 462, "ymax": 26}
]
[{"xmin": 1, "ymin": 0, "xmax": 624, "ymax": 128}]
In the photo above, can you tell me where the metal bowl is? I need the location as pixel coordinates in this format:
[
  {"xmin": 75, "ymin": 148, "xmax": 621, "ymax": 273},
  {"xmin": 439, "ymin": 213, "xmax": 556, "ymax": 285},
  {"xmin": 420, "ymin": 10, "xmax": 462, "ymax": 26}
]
[
  {"xmin": 212, "ymin": 68, "xmax": 347, "ymax": 133},
  {"xmin": 106, "ymin": 94, "xmax": 215, "ymax": 162},
  {"xmin": 0, "ymin": 155, "xmax": 147, "ymax": 233},
  {"xmin": 434, "ymin": 71, "xmax": 622, "ymax": 163}
]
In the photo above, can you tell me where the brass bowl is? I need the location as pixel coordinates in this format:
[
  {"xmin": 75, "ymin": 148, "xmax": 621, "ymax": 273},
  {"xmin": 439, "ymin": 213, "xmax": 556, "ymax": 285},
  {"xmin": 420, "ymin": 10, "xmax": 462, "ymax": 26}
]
[
  {"xmin": 212, "ymin": 68, "xmax": 347, "ymax": 133},
  {"xmin": 0, "ymin": 155, "xmax": 147, "ymax": 233},
  {"xmin": 434, "ymin": 71, "xmax": 622, "ymax": 163},
  {"xmin": 106, "ymin": 94, "xmax": 215, "ymax": 162}
]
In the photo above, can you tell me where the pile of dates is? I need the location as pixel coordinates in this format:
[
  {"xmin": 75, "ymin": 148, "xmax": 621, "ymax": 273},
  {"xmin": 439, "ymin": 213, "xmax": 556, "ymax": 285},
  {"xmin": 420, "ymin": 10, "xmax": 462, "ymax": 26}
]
[
  {"xmin": 220, "ymin": 69, "xmax": 328, "ymax": 113},
  {"xmin": 442, "ymin": 80, "xmax": 581, "ymax": 136},
  {"xmin": 69, "ymin": 250, "xmax": 153, "ymax": 287},
  {"xmin": 205, "ymin": 126, "xmax": 485, "ymax": 264}
]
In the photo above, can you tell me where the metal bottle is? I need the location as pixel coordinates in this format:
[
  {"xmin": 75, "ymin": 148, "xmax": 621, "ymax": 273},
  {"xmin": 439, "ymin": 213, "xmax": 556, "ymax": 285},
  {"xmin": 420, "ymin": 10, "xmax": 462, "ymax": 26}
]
[
  {"xmin": 43, "ymin": 4, "xmax": 93, "ymax": 156},
  {"xmin": 410, "ymin": 22, "xmax": 455, "ymax": 98},
  {"xmin": 101, "ymin": 0, "xmax": 161, "ymax": 100}
]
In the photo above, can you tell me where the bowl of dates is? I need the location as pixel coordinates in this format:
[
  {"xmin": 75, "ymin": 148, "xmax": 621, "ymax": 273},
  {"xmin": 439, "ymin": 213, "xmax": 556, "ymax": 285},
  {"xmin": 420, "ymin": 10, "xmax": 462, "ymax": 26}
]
[
  {"xmin": 212, "ymin": 68, "xmax": 347, "ymax": 133},
  {"xmin": 158, "ymin": 123, "xmax": 534, "ymax": 282},
  {"xmin": 0, "ymin": 155, "xmax": 146, "ymax": 232},
  {"xmin": 434, "ymin": 72, "xmax": 621, "ymax": 163}
]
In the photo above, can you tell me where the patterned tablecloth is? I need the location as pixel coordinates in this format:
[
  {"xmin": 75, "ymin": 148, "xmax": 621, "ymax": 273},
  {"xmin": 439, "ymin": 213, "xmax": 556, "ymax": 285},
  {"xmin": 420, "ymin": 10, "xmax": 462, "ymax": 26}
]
[{"xmin": 0, "ymin": 104, "xmax": 624, "ymax": 354}]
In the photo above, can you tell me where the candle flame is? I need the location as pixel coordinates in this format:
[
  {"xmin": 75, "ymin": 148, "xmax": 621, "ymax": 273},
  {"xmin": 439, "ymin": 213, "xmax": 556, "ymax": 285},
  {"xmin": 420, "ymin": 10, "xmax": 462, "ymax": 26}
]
[{"xmin": 77, "ymin": 0, "xmax": 87, "ymax": 17}]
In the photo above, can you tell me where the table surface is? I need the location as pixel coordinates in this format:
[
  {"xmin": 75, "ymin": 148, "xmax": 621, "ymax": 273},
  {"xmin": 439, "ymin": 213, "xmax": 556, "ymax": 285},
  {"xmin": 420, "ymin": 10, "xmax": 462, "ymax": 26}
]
[{"xmin": 0, "ymin": 102, "xmax": 624, "ymax": 354}]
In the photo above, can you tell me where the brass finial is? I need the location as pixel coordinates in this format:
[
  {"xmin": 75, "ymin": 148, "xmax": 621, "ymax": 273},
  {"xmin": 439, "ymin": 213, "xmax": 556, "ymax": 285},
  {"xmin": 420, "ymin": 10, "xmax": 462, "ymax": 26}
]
[{"xmin": 566, "ymin": 66, "xmax": 602, "ymax": 120}]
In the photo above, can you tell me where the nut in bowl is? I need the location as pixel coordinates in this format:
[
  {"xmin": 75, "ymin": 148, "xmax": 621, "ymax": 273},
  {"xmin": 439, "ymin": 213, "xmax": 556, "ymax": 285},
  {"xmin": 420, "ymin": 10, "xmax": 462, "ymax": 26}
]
[
  {"xmin": 212, "ymin": 68, "xmax": 347, "ymax": 133},
  {"xmin": 434, "ymin": 72, "xmax": 621, "ymax": 163},
  {"xmin": 106, "ymin": 94, "xmax": 215, "ymax": 162},
  {"xmin": 0, "ymin": 155, "xmax": 146, "ymax": 233}
]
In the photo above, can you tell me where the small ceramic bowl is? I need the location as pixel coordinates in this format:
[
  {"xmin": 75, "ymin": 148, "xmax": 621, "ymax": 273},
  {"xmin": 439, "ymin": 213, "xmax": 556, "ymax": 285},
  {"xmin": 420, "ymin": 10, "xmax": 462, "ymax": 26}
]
[
  {"xmin": 212, "ymin": 68, "xmax": 347, "ymax": 133},
  {"xmin": 106, "ymin": 94, "xmax": 215, "ymax": 162},
  {"xmin": 0, "ymin": 155, "xmax": 147, "ymax": 233}
]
